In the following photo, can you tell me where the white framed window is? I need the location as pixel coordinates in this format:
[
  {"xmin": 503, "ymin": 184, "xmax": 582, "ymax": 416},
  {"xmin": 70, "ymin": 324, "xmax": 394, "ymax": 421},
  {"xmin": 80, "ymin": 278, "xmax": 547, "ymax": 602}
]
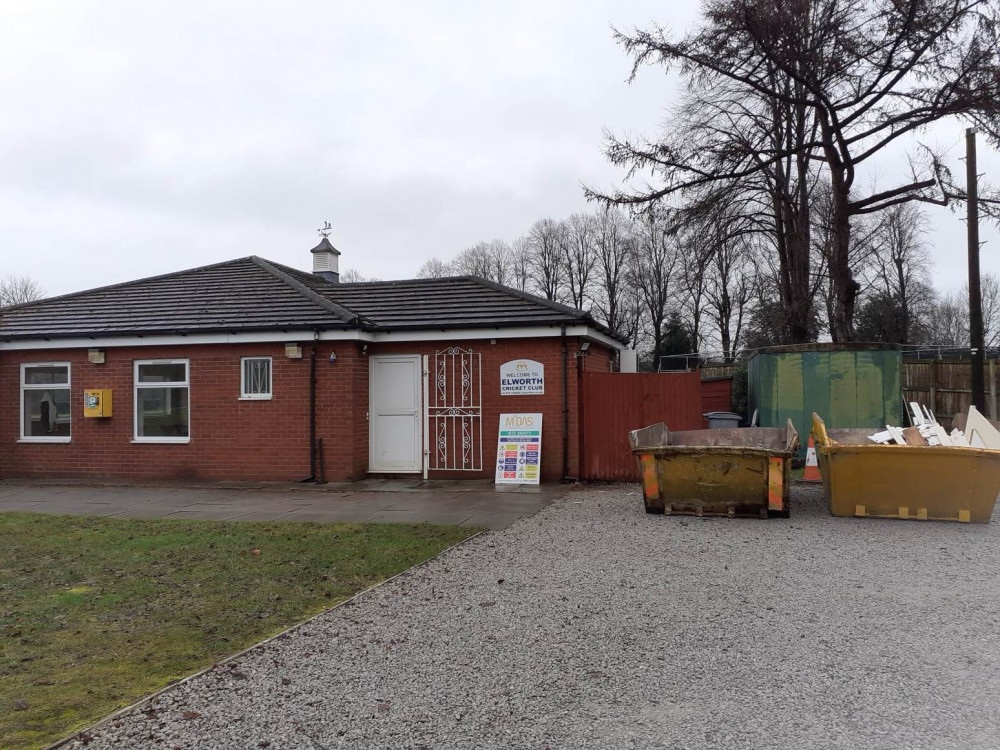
[
  {"xmin": 134, "ymin": 359, "xmax": 190, "ymax": 443},
  {"xmin": 20, "ymin": 363, "xmax": 72, "ymax": 442},
  {"xmin": 240, "ymin": 357, "xmax": 272, "ymax": 399}
]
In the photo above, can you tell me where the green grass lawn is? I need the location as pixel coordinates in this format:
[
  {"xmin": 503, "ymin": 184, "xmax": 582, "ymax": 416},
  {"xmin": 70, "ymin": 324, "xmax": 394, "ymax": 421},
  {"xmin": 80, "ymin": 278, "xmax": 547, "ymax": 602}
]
[{"xmin": 0, "ymin": 512, "xmax": 477, "ymax": 749}]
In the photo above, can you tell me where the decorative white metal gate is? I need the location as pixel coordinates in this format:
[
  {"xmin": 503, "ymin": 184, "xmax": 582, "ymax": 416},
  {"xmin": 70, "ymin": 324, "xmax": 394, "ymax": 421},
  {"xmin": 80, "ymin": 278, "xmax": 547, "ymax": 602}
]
[{"xmin": 423, "ymin": 347, "xmax": 482, "ymax": 477}]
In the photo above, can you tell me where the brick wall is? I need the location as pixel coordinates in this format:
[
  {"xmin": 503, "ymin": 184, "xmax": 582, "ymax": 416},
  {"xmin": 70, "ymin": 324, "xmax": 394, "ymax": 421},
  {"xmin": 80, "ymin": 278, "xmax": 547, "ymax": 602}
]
[
  {"xmin": 371, "ymin": 337, "xmax": 612, "ymax": 482},
  {"xmin": 1, "ymin": 343, "xmax": 315, "ymax": 481},
  {"xmin": 0, "ymin": 336, "xmax": 614, "ymax": 483}
]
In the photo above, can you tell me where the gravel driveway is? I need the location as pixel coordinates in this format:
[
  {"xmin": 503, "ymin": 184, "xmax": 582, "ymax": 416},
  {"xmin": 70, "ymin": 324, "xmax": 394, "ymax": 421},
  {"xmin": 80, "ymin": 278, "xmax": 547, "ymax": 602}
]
[{"xmin": 63, "ymin": 484, "xmax": 1000, "ymax": 750}]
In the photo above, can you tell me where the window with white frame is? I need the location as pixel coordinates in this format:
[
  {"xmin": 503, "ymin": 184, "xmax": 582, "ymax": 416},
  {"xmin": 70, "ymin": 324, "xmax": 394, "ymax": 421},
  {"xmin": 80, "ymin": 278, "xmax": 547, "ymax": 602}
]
[
  {"xmin": 21, "ymin": 363, "xmax": 71, "ymax": 441},
  {"xmin": 240, "ymin": 357, "xmax": 272, "ymax": 399},
  {"xmin": 134, "ymin": 360, "xmax": 190, "ymax": 442}
]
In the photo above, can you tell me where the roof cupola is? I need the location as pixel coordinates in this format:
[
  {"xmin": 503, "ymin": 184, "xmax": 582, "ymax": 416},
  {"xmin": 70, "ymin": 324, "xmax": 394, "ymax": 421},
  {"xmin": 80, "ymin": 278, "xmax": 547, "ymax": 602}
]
[{"xmin": 311, "ymin": 221, "xmax": 341, "ymax": 282}]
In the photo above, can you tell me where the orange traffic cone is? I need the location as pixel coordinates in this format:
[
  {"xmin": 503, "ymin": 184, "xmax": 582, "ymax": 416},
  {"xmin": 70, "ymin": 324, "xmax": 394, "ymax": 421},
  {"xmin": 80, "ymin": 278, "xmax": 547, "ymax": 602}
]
[{"xmin": 802, "ymin": 434, "xmax": 822, "ymax": 482}]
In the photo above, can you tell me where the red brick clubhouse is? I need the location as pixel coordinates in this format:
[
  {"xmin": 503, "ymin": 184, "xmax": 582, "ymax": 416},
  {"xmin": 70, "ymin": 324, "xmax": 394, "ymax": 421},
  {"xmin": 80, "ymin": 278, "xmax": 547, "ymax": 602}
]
[{"xmin": 0, "ymin": 241, "xmax": 622, "ymax": 483}]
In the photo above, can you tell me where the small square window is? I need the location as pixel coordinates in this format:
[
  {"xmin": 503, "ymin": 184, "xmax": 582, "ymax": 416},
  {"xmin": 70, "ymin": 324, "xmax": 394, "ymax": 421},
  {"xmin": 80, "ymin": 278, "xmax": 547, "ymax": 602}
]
[{"xmin": 241, "ymin": 357, "xmax": 272, "ymax": 399}]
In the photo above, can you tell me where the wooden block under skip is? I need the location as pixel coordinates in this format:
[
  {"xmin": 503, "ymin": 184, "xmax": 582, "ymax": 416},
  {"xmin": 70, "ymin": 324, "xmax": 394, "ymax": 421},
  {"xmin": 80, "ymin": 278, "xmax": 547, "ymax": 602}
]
[
  {"xmin": 898, "ymin": 506, "xmax": 909, "ymax": 519},
  {"xmin": 958, "ymin": 509, "xmax": 971, "ymax": 523},
  {"xmin": 855, "ymin": 504, "xmax": 866, "ymax": 517},
  {"xmin": 916, "ymin": 508, "xmax": 928, "ymax": 520}
]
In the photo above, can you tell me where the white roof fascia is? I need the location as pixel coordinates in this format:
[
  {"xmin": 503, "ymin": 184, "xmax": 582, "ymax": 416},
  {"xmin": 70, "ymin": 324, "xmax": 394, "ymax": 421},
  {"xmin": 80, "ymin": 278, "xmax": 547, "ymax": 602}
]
[
  {"xmin": 0, "ymin": 325, "xmax": 623, "ymax": 351},
  {"xmin": 360, "ymin": 325, "xmax": 623, "ymax": 349}
]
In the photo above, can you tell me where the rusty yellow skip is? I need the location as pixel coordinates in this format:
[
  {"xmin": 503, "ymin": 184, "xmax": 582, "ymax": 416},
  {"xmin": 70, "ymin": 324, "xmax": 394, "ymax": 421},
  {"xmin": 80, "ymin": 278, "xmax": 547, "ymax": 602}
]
[
  {"xmin": 811, "ymin": 413, "xmax": 1000, "ymax": 523},
  {"xmin": 629, "ymin": 421, "xmax": 799, "ymax": 519}
]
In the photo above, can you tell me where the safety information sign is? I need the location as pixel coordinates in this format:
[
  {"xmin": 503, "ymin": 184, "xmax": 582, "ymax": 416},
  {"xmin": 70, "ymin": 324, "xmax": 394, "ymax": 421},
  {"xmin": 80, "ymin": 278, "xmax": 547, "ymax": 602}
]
[{"xmin": 494, "ymin": 413, "xmax": 543, "ymax": 484}]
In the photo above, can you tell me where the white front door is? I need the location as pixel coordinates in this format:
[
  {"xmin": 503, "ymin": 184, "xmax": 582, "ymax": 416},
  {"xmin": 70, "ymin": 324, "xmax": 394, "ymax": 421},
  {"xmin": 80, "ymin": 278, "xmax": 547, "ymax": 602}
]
[{"xmin": 369, "ymin": 355, "xmax": 422, "ymax": 472}]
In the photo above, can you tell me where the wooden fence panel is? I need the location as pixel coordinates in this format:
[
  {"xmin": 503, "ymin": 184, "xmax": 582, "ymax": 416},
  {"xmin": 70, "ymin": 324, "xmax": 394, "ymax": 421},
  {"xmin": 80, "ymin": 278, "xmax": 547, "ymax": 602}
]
[
  {"xmin": 581, "ymin": 372, "xmax": 703, "ymax": 481},
  {"xmin": 902, "ymin": 359, "xmax": 1000, "ymax": 428},
  {"xmin": 700, "ymin": 364, "xmax": 740, "ymax": 380}
]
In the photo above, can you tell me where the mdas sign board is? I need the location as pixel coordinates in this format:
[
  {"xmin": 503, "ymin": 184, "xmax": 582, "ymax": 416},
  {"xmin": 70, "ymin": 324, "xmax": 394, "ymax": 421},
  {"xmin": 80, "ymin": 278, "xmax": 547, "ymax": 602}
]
[{"xmin": 494, "ymin": 413, "xmax": 542, "ymax": 484}]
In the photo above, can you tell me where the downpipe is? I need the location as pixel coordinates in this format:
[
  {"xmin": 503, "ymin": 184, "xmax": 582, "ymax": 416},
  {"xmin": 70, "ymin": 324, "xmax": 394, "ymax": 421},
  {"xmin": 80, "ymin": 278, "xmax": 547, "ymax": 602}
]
[
  {"xmin": 561, "ymin": 325, "xmax": 571, "ymax": 482},
  {"xmin": 299, "ymin": 333, "xmax": 319, "ymax": 483}
]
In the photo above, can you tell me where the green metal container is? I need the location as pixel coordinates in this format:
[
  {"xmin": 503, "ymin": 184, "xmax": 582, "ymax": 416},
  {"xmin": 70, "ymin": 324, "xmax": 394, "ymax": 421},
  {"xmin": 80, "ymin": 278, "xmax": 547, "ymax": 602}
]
[{"xmin": 748, "ymin": 344, "xmax": 903, "ymax": 457}]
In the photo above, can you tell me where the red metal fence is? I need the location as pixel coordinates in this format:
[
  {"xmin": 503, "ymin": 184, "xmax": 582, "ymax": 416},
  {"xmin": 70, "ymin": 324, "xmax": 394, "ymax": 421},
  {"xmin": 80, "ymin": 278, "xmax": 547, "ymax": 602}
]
[
  {"xmin": 580, "ymin": 371, "xmax": 704, "ymax": 481},
  {"xmin": 700, "ymin": 376, "xmax": 733, "ymax": 415}
]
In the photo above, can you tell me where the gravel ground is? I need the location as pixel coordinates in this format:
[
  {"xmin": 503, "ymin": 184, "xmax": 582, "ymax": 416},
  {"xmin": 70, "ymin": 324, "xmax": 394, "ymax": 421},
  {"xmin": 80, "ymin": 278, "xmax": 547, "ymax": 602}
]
[{"xmin": 63, "ymin": 484, "xmax": 1000, "ymax": 750}]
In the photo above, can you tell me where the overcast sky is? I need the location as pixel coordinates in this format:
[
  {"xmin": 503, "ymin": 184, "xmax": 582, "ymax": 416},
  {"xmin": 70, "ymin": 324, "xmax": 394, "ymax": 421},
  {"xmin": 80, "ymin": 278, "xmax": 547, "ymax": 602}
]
[{"xmin": 1, "ymin": 1, "xmax": 996, "ymax": 299}]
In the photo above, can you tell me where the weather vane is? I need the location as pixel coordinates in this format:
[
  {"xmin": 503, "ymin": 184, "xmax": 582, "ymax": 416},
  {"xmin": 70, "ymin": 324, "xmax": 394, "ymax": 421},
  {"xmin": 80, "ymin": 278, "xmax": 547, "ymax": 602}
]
[{"xmin": 317, "ymin": 221, "xmax": 332, "ymax": 239}]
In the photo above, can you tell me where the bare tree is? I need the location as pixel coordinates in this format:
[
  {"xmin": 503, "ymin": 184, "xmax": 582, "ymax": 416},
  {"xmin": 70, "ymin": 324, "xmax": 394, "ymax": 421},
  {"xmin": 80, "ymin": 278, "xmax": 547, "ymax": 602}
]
[
  {"xmin": 452, "ymin": 242, "xmax": 494, "ymax": 280},
  {"xmin": 591, "ymin": 206, "xmax": 636, "ymax": 339},
  {"xmin": 593, "ymin": 32, "xmax": 820, "ymax": 343},
  {"xmin": 957, "ymin": 275, "xmax": 1000, "ymax": 349},
  {"xmin": 983, "ymin": 275, "xmax": 1000, "ymax": 350},
  {"xmin": 526, "ymin": 219, "xmax": 565, "ymax": 301},
  {"xmin": 559, "ymin": 214, "xmax": 597, "ymax": 310},
  {"xmin": 632, "ymin": 211, "xmax": 679, "ymax": 364},
  {"xmin": 617, "ymin": 284, "xmax": 646, "ymax": 352},
  {"xmin": 922, "ymin": 276, "xmax": 1000, "ymax": 348},
  {"xmin": 417, "ymin": 258, "xmax": 453, "ymax": 279},
  {"xmin": 602, "ymin": 0, "xmax": 1000, "ymax": 341},
  {"xmin": 926, "ymin": 290, "xmax": 970, "ymax": 346},
  {"xmin": 813, "ymin": 182, "xmax": 884, "ymax": 336},
  {"xmin": 702, "ymin": 225, "xmax": 758, "ymax": 360},
  {"xmin": 509, "ymin": 236, "xmax": 531, "ymax": 292},
  {"xmin": 488, "ymin": 240, "xmax": 513, "ymax": 286},
  {"xmin": 676, "ymin": 228, "xmax": 714, "ymax": 351},
  {"xmin": 860, "ymin": 203, "xmax": 933, "ymax": 343},
  {"xmin": 340, "ymin": 268, "xmax": 380, "ymax": 283},
  {"xmin": 0, "ymin": 274, "xmax": 44, "ymax": 306}
]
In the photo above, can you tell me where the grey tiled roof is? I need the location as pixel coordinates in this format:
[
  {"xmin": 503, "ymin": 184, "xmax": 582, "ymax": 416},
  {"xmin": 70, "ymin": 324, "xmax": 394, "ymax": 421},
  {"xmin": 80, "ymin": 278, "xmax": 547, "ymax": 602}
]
[{"xmin": 0, "ymin": 256, "xmax": 621, "ymax": 342}]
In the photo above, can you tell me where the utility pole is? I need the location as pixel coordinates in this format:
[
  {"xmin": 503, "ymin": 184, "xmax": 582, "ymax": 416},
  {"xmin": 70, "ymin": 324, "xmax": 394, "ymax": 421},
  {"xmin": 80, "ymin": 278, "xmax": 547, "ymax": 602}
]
[{"xmin": 967, "ymin": 127, "xmax": 986, "ymax": 413}]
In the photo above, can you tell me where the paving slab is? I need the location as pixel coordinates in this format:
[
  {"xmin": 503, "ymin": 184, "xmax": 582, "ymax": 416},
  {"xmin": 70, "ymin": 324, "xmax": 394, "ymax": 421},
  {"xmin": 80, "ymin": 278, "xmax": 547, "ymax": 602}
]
[
  {"xmin": 0, "ymin": 500, "xmax": 48, "ymax": 512},
  {"xmin": 158, "ymin": 508, "xmax": 268, "ymax": 521},
  {"xmin": 0, "ymin": 479, "xmax": 564, "ymax": 529},
  {"xmin": 458, "ymin": 511, "xmax": 530, "ymax": 530},
  {"xmin": 364, "ymin": 509, "xmax": 476, "ymax": 526},
  {"xmin": 109, "ymin": 507, "xmax": 199, "ymax": 520},
  {"xmin": 218, "ymin": 510, "xmax": 322, "ymax": 522},
  {"xmin": 278, "ymin": 508, "xmax": 383, "ymax": 523}
]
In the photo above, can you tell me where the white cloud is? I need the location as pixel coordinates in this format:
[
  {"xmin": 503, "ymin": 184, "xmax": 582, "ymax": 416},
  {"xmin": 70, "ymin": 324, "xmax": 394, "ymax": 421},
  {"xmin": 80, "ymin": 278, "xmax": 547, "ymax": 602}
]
[{"xmin": 0, "ymin": 0, "xmax": 994, "ymax": 298}]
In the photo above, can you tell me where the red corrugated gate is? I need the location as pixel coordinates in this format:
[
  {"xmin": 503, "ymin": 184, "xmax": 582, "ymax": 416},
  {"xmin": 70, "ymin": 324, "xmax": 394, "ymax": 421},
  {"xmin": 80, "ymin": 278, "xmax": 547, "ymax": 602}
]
[
  {"xmin": 580, "ymin": 372, "xmax": 704, "ymax": 481},
  {"xmin": 700, "ymin": 376, "xmax": 733, "ymax": 419}
]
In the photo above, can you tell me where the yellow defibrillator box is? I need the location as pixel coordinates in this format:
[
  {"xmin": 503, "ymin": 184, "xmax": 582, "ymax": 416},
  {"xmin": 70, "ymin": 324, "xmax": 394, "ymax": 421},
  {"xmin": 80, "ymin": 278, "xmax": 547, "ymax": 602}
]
[{"xmin": 83, "ymin": 389, "xmax": 112, "ymax": 418}]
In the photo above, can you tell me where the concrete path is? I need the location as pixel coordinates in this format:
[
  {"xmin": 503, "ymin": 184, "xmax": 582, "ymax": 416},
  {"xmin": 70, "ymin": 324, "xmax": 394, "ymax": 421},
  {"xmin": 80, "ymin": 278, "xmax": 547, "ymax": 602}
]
[{"xmin": 0, "ymin": 478, "xmax": 562, "ymax": 530}]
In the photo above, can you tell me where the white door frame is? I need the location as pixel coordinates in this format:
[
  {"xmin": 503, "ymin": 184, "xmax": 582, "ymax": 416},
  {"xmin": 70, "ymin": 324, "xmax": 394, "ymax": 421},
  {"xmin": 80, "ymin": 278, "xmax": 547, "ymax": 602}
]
[{"xmin": 369, "ymin": 354, "xmax": 422, "ymax": 473}]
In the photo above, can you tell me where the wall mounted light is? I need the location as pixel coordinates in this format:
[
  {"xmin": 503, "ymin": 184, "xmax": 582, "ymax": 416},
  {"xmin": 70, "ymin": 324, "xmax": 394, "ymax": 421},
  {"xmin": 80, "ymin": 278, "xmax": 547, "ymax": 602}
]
[
  {"xmin": 285, "ymin": 343, "xmax": 303, "ymax": 359},
  {"xmin": 88, "ymin": 348, "xmax": 106, "ymax": 364},
  {"xmin": 361, "ymin": 343, "xmax": 368, "ymax": 355},
  {"xmin": 329, "ymin": 352, "xmax": 338, "ymax": 363},
  {"xmin": 579, "ymin": 341, "xmax": 591, "ymax": 353}
]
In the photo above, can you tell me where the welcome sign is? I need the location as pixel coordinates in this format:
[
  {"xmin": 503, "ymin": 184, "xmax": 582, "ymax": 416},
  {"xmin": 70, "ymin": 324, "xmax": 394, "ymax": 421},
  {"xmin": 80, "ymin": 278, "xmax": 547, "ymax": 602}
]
[
  {"xmin": 500, "ymin": 359, "xmax": 544, "ymax": 395},
  {"xmin": 495, "ymin": 413, "xmax": 542, "ymax": 484}
]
